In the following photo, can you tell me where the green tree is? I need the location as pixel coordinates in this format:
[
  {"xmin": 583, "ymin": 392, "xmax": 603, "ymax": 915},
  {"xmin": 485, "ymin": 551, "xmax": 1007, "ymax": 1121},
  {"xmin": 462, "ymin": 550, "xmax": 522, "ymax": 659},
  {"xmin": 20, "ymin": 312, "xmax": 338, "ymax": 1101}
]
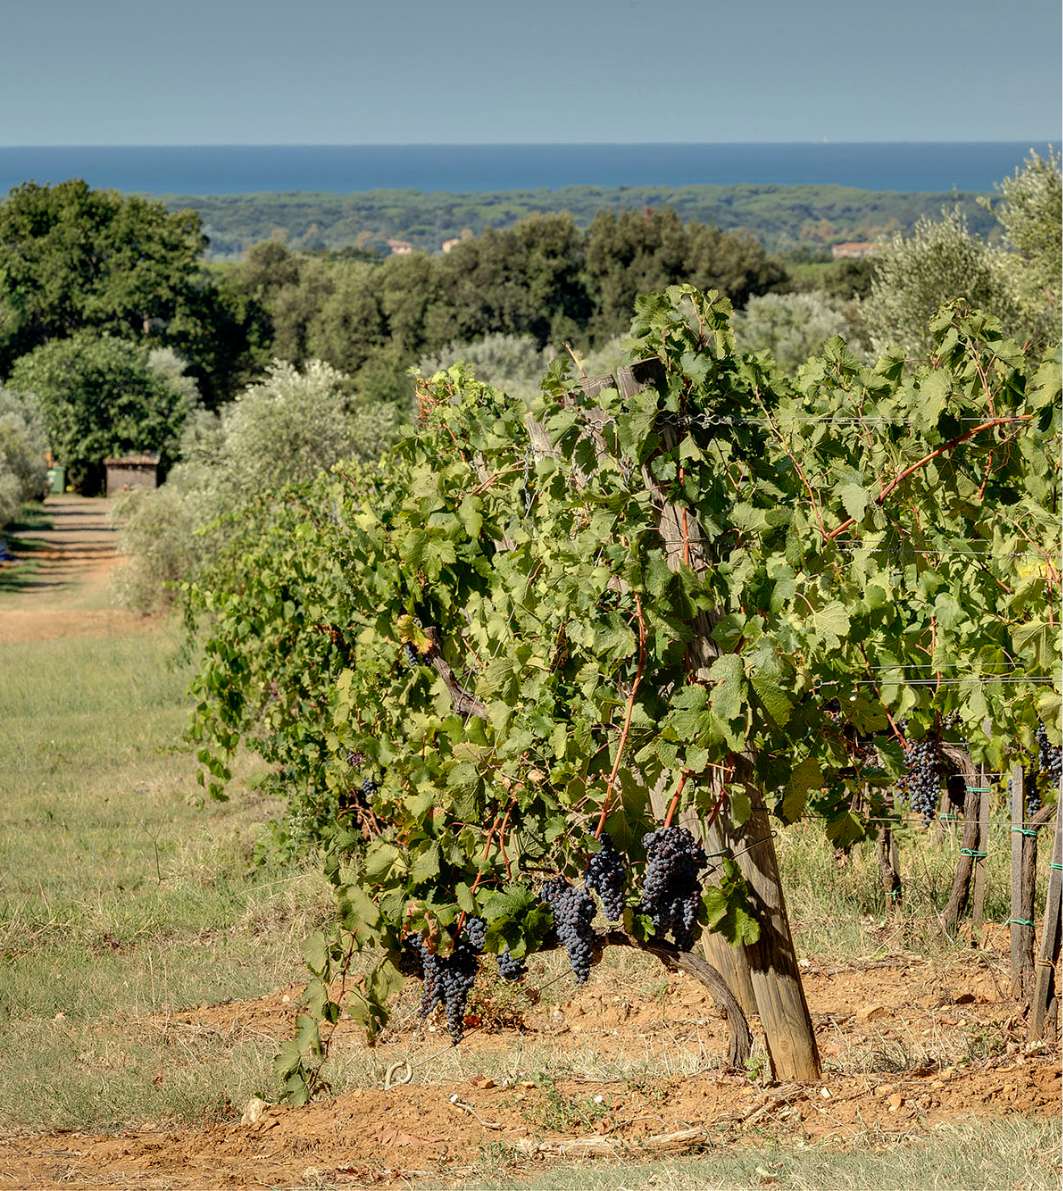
[
  {"xmin": 7, "ymin": 332, "xmax": 196, "ymax": 493},
  {"xmin": 0, "ymin": 180, "xmax": 262, "ymax": 403},
  {"xmin": 583, "ymin": 209, "xmax": 786, "ymax": 341},
  {"xmin": 863, "ymin": 209, "xmax": 1018, "ymax": 358},
  {"xmin": 434, "ymin": 214, "xmax": 590, "ymax": 346},
  {"xmin": 988, "ymin": 149, "xmax": 1062, "ymax": 347}
]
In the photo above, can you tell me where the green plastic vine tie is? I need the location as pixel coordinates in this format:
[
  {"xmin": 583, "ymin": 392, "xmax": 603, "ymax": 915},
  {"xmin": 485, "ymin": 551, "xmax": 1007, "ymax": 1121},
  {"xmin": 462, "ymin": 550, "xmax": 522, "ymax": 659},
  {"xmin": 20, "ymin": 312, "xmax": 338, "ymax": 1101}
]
[
  {"xmin": 1007, "ymin": 918, "xmax": 1035, "ymax": 928},
  {"xmin": 1051, "ymin": 863, "xmax": 1063, "ymax": 872},
  {"xmin": 1011, "ymin": 826, "xmax": 1038, "ymax": 837},
  {"xmin": 959, "ymin": 848, "xmax": 987, "ymax": 858},
  {"xmin": 968, "ymin": 786, "xmax": 993, "ymax": 793}
]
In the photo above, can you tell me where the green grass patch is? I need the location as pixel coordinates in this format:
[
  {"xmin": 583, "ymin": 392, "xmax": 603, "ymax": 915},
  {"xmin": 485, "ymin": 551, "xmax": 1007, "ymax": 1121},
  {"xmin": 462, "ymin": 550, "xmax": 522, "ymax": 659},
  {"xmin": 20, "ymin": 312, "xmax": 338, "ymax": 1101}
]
[{"xmin": 0, "ymin": 622, "xmax": 331, "ymax": 1130}]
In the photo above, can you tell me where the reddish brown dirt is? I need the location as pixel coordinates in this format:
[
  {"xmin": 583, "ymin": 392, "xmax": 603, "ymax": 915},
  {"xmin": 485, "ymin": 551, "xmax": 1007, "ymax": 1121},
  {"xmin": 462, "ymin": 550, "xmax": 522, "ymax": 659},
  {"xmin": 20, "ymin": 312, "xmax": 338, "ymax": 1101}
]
[
  {"xmin": 0, "ymin": 1059, "xmax": 1056, "ymax": 1190},
  {"xmin": 3, "ymin": 954, "xmax": 1059, "ymax": 1189},
  {"xmin": 0, "ymin": 496, "xmax": 155, "ymax": 644}
]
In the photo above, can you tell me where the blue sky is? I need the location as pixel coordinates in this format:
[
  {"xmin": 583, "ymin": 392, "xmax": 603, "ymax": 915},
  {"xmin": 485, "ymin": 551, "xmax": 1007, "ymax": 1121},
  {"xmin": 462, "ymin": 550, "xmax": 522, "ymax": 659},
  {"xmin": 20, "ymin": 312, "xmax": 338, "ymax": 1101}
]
[{"xmin": 2, "ymin": 0, "xmax": 1059, "ymax": 144}]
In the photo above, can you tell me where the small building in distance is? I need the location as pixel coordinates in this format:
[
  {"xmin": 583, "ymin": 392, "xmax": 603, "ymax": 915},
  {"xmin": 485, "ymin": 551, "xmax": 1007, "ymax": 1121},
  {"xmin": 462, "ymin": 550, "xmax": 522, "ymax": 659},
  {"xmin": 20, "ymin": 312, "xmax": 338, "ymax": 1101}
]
[
  {"xmin": 386, "ymin": 238, "xmax": 414, "ymax": 255},
  {"xmin": 105, "ymin": 453, "xmax": 159, "ymax": 496},
  {"xmin": 441, "ymin": 237, "xmax": 462, "ymax": 253},
  {"xmin": 831, "ymin": 241, "xmax": 882, "ymax": 260}
]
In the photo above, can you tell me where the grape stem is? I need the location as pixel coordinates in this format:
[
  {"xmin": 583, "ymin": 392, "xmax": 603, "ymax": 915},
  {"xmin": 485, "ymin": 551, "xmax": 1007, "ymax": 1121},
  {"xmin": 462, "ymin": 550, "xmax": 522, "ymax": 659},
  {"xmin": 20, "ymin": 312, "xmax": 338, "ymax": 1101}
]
[
  {"xmin": 457, "ymin": 800, "xmax": 515, "ymax": 933},
  {"xmin": 826, "ymin": 416, "xmax": 1031, "ymax": 542},
  {"xmin": 594, "ymin": 594, "xmax": 647, "ymax": 839},
  {"xmin": 662, "ymin": 771, "xmax": 690, "ymax": 828}
]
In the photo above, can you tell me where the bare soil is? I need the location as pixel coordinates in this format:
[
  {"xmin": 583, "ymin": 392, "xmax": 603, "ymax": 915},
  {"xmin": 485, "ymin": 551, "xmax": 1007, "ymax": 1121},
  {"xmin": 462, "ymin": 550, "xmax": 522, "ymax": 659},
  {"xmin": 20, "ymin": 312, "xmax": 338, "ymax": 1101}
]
[
  {"xmin": 1, "ymin": 952, "xmax": 1058, "ymax": 1189},
  {"xmin": 0, "ymin": 496, "xmax": 154, "ymax": 643}
]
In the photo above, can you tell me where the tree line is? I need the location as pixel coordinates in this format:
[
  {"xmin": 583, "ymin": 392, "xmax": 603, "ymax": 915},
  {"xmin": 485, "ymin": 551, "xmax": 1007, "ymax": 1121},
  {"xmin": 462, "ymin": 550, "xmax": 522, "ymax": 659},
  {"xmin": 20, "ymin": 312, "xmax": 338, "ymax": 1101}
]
[{"xmin": 0, "ymin": 153, "xmax": 1057, "ymax": 500}]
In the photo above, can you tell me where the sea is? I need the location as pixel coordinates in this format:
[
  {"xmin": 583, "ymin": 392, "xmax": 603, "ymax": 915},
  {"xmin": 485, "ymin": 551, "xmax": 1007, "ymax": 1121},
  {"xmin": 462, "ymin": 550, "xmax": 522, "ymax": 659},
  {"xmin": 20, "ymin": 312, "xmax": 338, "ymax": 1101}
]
[{"xmin": 0, "ymin": 142, "xmax": 1055, "ymax": 196}]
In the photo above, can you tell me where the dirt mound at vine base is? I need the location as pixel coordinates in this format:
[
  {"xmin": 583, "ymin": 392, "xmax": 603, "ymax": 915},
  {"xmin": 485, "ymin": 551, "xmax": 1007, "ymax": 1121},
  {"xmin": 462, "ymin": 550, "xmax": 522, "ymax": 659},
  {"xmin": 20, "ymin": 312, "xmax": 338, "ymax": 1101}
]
[{"xmin": 3, "ymin": 1059, "xmax": 1057, "ymax": 1190}]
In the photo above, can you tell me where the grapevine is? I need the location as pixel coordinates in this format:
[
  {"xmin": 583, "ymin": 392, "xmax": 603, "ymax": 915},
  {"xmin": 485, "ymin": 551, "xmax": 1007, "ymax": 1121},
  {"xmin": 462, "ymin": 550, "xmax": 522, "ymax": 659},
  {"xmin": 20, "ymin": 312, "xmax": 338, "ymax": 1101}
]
[{"xmin": 182, "ymin": 290, "xmax": 1059, "ymax": 1099}]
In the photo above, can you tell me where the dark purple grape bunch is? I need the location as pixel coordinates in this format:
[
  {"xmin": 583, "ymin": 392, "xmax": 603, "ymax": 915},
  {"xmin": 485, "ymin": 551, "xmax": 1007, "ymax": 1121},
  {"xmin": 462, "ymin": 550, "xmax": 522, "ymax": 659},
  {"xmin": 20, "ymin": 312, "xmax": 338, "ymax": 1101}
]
[
  {"xmin": 540, "ymin": 877, "xmax": 597, "ymax": 983},
  {"xmin": 1036, "ymin": 722, "xmax": 1062, "ymax": 792},
  {"xmin": 404, "ymin": 934, "xmax": 443, "ymax": 1018},
  {"xmin": 401, "ymin": 642, "xmax": 425, "ymax": 668},
  {"xmin": 404, "ymin": 917, "xmax": 484, "ymax": 1042},
  {"xmin": 898, "ymin": 736, "xmax": 943, "ymax": 823},
  {"xmin": 639, "ymin": 825, "xmax": 707, "ymax": 951},
  {"xmin": 584, "ymin": 836, "xmax": 627, "ymax": 921},
  {"xmin": 496, "ymin": 948, "xmax": 527, "ymax": 981}
]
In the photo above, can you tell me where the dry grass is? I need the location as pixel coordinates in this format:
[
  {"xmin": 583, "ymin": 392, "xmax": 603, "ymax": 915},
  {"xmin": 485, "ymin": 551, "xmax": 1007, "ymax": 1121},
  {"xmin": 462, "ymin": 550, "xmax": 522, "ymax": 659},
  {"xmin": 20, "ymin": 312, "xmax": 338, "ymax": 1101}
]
[{"xmin": 461, "ymin": 1116, "xmax": 1061, "ymax": 1190}]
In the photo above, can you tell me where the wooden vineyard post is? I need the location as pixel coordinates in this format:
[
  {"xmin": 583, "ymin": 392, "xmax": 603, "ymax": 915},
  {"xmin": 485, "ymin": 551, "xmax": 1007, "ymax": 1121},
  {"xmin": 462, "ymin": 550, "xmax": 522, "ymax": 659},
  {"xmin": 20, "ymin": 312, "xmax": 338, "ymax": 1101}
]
[
  {"xmin": 1010, "ymin": 764, "xmax": 1025, "ymax": 995},
  {"xmin": 606, "ymin": 360, "xmax": 821, "ymax": 1082},
  {"xmin": 877, "ymin": 822, "xmax": 902, "ymax": 911},
  {"xmin": 1028, "ymin": 809, "xmax": 1062, "ymax": 1042},
  {"xmin": 942, "ymin": 752, "xmax": 981, "ymax": 934},
  {"xmin": 1018, "ymin": 805, "xmax": 1056, "ymax": 1000},
  {"xmin": 970, "ymin": 770, "xmax": 991, "ymax": 939}
]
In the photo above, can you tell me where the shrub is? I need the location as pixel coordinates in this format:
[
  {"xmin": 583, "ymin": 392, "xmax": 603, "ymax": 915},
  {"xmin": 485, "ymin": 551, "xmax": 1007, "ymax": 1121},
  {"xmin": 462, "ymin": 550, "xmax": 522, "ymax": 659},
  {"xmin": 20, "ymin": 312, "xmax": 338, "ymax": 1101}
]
[
  {"xmin": 417, "ymin": 334, "xmax": 549, "ymax": 400},
  {"xmin": 0, "ymin": 387, "xmax": 48, "ymax": 525},
  {"xmin": 114, "ymin": 359, "xmax": 405, "ymax": 611},
  {"xmin": 734, "ymin": 292, "xmax": 865, "ymax": 371}
]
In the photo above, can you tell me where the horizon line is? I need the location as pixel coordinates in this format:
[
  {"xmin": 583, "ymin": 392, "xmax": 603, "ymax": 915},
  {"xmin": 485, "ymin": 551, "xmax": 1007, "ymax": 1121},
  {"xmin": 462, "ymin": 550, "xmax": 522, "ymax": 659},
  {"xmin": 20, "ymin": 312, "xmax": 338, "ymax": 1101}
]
[{"xmin": 0, "ymin": 138, "xmax": 1058, "ymax": 150}]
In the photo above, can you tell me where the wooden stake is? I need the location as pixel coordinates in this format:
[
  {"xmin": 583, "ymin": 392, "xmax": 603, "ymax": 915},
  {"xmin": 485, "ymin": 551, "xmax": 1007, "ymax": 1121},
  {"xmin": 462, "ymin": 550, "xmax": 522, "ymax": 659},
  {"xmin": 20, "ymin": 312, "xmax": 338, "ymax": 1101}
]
[
  {"xmin": 1010, "ymin": 764, "xmax": 1025, "ymax": 995},
  {"xmin": 971, "ymin": 769, "xmax": 991, "ymax": 939},
  {"xmin": 1029, "ymin": 810, "xmax": 1062, "ymax": 1042},
  {"xmin": 942, "ymin": 754, "xmax": 980, "ymax": 933},
  {"xmin": 706, "ymin": 766, "xmax": 821, "ymax": 1081},
  {"xmin": 877, "ymin": 822, "xmax": 902, "ymax": 911},
  {"xmin": 1019, "ymin": 804, "xmax": 1056, "ymax": 1001}
]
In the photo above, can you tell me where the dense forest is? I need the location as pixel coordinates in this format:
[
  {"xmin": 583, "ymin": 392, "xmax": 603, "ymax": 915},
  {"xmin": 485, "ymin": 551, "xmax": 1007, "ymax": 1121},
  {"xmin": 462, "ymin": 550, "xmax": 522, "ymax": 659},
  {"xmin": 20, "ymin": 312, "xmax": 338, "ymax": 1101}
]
[{"xmin": 170, "ymin": 183, "xmax": 998, "ymax": 257}]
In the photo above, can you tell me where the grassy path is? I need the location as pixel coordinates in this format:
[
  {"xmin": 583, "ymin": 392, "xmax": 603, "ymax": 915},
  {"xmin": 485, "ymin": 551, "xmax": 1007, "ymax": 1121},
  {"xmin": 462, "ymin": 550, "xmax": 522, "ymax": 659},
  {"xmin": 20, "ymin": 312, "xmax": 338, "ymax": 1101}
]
[
  {"xmin": 0, "ymin": 496, "xmax": 157, "ymax": 643},
  {"xmin": 0, "ymin": 500, "xmax": 325, "ymax": 1129}
]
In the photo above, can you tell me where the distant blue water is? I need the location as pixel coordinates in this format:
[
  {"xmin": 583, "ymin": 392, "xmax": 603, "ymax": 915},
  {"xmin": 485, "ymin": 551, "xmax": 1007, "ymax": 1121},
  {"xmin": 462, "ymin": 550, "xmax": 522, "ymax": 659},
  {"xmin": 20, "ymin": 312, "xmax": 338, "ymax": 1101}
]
[{"xmin": 0, "ymin": 142, "xmax": 1054, "ymax": 196}]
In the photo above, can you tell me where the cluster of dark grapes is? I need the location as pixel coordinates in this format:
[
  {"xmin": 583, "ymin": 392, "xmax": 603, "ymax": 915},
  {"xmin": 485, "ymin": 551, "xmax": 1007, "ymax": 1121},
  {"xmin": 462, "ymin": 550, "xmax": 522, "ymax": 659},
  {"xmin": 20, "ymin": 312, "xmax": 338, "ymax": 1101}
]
[
  {"xmin": 946, "ymin": 773, "xmax": 967, "ymax": 813},
  {"xmin": 540, "ymin": 877, "xmax": 597, "ymax": 983},
  {"xmin": 403, "ymin": 934, "xmax": 443, "ymax": 1017},
  {"xmin": 898, "ymin": 737, "xmax": 943, "ymax": 823},
  {"xmin": 584, "ymin": 837, "xmax": 626, "ymax": 921},
  {"xmin": 338, "ymin": 771, "xmax": 379, "ymax": 813},
  {"xmin": 1036, "ymin": 722, "xmax": 1062, "ymax": 789},
  {"xmin": 496, "ymin": 948, "xmax": 527, "ymax": 981},
  {"xmin": 404, "ymin": 917, "xmax": 485, "ymax": 1042},
  {"xmin": 1009, "ymin": 773, "xmax": 1040, "ymax": 818},
  {"xmin": 638, "ymin": 826, "xmax": 707, "ymax": 950},
  {"xmin": 401, "ymin": 642, "xmax": 426, "ymax": 668}
]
